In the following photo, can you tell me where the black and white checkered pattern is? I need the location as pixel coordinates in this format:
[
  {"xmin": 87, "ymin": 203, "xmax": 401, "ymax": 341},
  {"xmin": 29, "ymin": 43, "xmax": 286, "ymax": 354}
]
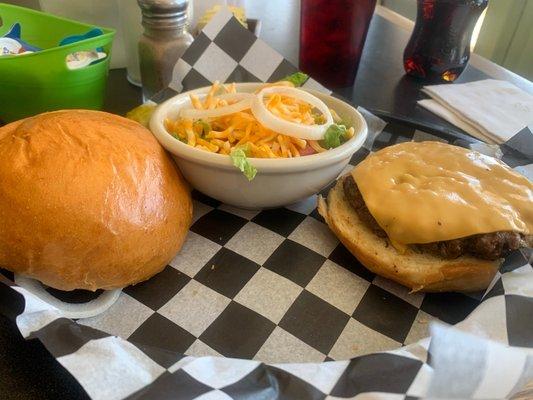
[
  {"xmin": 504, "ymin": 124, "xmax": 533, "ymax": 161},
  {"xmin": 151, "ymin": 8, "xmax": 330, "ymax": 105},
  {"xmin": 1, "ymin": 118, "xmax": 532, "ymax": 399},
  {"xmin": 1, "ymin": 8, "xmax": 532, "ymax": 399}
]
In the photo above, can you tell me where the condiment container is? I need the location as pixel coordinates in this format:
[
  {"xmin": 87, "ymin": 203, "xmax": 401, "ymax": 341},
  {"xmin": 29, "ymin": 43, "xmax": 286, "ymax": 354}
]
[
  {"xmin": 0, "ymin": 4, "xmax": 115, "ymax": 123},
  {"xmin": 138, "ymin": 0, "xmax": 194, "ymax": 100}
]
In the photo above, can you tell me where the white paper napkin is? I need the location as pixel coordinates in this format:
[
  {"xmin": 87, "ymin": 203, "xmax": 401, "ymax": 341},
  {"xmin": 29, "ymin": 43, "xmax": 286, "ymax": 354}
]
[{"xmin": 418, "ymin": 79, "xmax": 533, "ymax": 144}]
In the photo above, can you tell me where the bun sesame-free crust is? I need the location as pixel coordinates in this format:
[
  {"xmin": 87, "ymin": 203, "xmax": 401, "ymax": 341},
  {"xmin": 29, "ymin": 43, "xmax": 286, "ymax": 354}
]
[
  {"xmin": 318, "ymin": 177, "xmax": 500, "ymax": 292},
  {"xmin": 0, "ymin": 110, "xmax": 192, "ymax": 291}
]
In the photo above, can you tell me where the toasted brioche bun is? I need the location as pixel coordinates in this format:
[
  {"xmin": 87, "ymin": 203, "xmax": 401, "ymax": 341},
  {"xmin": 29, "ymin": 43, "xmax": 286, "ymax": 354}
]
[
  {"xmin": 0, "ymin": 110, "xmax": 192, "ymax": 291},
  {"xmin": 318, "ymin": 177, "xmax": 500, "ymax": 292}
]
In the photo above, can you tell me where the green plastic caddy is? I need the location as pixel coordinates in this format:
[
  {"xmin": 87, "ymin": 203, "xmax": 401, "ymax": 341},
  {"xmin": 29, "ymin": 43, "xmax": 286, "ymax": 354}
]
[{"xmin": 0, "ymin": 3, "xmax": 115, "ymax": 123}]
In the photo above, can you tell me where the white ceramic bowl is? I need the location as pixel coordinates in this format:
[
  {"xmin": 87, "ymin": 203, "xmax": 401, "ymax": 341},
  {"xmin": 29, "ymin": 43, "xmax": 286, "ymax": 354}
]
[{"xmin": 150, "ymin": 83, "xmax": 367, "ymax": 209}]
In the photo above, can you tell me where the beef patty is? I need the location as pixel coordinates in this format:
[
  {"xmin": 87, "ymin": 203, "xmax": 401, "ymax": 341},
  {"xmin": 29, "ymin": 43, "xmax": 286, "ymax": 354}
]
[{"xmin": 343, "ymin": 175, "xmax": 532, "ymax": 260}]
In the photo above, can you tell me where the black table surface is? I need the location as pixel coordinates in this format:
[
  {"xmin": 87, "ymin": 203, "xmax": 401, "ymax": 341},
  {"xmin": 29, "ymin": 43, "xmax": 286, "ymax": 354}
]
[{"xmin": 1, "ymin": 7, "xmax": 530, "ymax": 400}]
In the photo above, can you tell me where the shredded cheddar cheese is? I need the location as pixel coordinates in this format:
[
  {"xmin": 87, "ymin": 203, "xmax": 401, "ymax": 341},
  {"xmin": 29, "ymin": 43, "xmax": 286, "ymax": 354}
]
[{"xmin": 164, "ymin": 81, "xmax": 355, "ymax": 158}]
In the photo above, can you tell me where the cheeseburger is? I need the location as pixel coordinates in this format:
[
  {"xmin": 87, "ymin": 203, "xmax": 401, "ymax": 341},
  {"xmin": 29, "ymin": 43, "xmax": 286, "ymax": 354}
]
[{"xmin": 319, "ymin": 141, "xmax": 532, "ymax": 292}]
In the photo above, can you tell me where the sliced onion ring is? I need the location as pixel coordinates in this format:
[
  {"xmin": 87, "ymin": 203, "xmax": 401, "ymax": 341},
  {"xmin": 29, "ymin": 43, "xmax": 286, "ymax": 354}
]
[
  {"xmin": 180, "ymin": 93, "xmax": 254, "ymax": 119},
  {"xmin": 251, "ymin": 87, "xmax": 333, "ymax": 140},
  {"xmin": 14, "ymin": 274, "xmax": 121, "ymax": 319}
]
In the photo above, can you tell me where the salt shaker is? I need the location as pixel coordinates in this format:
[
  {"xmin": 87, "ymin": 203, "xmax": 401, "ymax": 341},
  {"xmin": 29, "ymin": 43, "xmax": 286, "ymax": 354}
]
[{"xmin": 137, "ymin": 0, "xmax": 193, "ymax": 100}]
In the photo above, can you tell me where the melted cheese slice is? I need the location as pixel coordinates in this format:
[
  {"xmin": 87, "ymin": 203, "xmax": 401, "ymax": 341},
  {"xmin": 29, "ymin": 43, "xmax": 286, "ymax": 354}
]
[{"xmin": 352, "ymin": 141, "xmax": 533, "ymax": 245}]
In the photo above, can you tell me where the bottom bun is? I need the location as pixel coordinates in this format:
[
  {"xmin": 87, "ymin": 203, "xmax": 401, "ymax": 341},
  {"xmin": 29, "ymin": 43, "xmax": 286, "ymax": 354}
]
[{"xmin": 318, "ymin": 178, "xmax": 500, "ymax": 292}]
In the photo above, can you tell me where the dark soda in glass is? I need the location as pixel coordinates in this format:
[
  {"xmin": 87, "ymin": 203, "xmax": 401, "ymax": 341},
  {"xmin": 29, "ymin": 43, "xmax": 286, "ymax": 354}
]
[
  {"xmin": 403, "ymin": 0, "xmax": 488, "ymax": 83},
  {"xmin": 299, "ymin": 0, "xmax": 377, "ymax": 88}
]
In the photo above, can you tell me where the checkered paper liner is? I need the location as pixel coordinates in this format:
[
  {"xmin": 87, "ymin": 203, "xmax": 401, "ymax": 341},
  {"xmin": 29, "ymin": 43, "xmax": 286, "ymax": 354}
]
[
  {"xmin": 1, "ymin": 8, "xmax": 533, "ymax": 400},
  {"xmin": 1, "ymin": 124, "xmax": 532, "ymax": 399},
  {"xmin": 507, "ymin": 124, "xmax": 533, "ymax": 161}
]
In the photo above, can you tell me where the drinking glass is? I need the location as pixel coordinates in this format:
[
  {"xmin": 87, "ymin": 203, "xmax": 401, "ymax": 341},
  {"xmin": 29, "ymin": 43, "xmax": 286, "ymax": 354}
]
[{"xmin": 299, "ymin": 0, "xmax": 377, "ymax": 88}]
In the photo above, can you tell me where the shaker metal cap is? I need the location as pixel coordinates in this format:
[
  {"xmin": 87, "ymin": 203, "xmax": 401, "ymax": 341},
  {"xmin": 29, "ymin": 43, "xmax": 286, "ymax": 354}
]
[{"xmin": 137, "ymin": 0, "xmax": 189, "ymax": 24}]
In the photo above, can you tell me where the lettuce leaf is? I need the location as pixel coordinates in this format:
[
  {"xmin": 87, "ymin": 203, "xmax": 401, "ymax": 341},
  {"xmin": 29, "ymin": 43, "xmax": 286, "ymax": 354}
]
[
  {"xmin": 313, "ymin": 113, "xmax": 326, "ymax": 124},
  {"xmin": 230, "ymin": 145, "xmax": 257, "ymax": 181},
  {"xmin": 321, "ymin": 124, "xmax": 347, "ymax": 149},
  {"xmin": 283, "ymin": 72, "xmax": 309, "ymax": 87},
  {"xmin": 194, "ymin": 120, "xmax": 211, "ymax": 138}
]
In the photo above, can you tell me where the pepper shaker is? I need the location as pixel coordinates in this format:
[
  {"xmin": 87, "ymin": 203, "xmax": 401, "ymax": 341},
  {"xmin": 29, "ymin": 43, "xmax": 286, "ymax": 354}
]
[{"xmin": 137, "ymin": 0, "xmax": 194, "ymax": 100}]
